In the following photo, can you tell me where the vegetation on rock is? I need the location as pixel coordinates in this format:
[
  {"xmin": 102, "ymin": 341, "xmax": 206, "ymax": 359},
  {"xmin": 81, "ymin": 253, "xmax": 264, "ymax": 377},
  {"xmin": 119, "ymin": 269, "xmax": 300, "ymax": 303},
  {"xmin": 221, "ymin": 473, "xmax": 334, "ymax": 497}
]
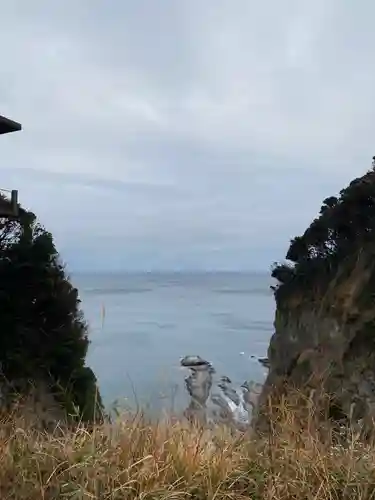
[
  {"xmin": 0, "ymin": 199, "xmax": 102, "ymax": 422},
  {"xmin": 272, "ymin": 156, "xmax": 375, "ymax": 314},
  {"xmin": 257, "ymin": 156, "xmax": 375, "ymax": 436}
]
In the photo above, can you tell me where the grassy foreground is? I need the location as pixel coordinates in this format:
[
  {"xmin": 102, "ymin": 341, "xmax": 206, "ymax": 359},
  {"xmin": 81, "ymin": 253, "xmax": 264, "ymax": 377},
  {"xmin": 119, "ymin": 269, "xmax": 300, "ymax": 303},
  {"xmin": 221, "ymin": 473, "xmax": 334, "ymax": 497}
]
[{"xmin": 1, "ymin": 394, "xmax": 375, "ymax": 500}]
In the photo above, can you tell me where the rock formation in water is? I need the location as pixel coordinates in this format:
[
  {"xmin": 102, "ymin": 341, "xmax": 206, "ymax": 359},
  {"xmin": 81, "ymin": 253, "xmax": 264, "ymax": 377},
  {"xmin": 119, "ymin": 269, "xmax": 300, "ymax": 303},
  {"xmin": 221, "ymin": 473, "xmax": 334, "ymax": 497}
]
[
  {"xmin": 181, "ymin": 355, "xmax": 214, "ymax": 424},
  {"xmin": 181, "ymin": 355, "xmax": 263, "ymax": 430},
  {"xmin": 255, "ymin": 157, "xmax": 375, "ymax": 434}
]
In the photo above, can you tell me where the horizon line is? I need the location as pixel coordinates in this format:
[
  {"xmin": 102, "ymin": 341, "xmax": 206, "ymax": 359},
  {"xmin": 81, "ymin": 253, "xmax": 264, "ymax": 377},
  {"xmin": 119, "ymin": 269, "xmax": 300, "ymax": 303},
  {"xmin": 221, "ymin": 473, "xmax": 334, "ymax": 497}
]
[{"xmin": 69, "ymin": 269, "xmax": 272, "ymax": 275}]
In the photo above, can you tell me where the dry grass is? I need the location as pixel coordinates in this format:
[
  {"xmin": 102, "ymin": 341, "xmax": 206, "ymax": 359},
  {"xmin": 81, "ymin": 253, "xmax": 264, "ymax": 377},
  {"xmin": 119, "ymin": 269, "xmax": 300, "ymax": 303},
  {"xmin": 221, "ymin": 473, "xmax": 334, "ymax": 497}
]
[{"xmin": 1, "ymin": 395, "xmax": 375, "ymax": 500}]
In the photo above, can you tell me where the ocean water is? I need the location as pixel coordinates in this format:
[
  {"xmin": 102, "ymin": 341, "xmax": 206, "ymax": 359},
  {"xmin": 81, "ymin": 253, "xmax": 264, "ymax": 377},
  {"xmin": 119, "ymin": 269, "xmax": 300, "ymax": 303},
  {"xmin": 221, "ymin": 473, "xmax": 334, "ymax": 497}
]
[{"xmin": 71, "ymin": 272, "xmax": 275, "ymax": 414}]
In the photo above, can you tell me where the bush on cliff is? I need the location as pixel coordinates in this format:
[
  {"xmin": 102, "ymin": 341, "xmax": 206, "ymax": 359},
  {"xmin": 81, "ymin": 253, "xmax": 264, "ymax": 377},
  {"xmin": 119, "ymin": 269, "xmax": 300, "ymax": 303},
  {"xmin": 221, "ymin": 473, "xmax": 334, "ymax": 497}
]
[
  {"xmin": 0, "ymin": 202, "xmax": 102, "ymax": 422},
  {"xmin": 272, "ymin": 156, "xmax": 375, "ymax": 307}
]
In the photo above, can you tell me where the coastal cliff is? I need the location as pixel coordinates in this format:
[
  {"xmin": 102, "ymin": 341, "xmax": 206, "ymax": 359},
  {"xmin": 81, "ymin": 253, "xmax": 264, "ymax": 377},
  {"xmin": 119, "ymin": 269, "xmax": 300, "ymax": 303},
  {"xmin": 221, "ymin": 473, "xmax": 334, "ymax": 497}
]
[{"xmin": 255, "ymin": 158, "xmax": 375, "ymax": 434}]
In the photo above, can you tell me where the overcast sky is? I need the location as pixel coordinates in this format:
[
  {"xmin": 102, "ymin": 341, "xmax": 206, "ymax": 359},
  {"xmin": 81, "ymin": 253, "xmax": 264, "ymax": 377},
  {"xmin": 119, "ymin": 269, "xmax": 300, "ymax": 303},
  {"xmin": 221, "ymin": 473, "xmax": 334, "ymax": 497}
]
[{"xmin": 1, "ymin": 1, "xmax": 374, "ymax": 271}]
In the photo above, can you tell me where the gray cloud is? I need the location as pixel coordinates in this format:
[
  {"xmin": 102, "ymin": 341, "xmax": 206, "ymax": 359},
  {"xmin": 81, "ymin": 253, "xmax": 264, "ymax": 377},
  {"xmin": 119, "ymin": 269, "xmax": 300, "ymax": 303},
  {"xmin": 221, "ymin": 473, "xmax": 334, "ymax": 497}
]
[{"xmin": 1, "ymin": 1, "xmax": 374, "ymax": 270}]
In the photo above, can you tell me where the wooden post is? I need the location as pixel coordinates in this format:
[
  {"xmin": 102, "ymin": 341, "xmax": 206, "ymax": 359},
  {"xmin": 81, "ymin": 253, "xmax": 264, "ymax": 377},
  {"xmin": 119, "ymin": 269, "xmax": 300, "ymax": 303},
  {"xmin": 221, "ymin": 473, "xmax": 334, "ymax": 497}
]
[
  {"xmin": 0, "ymin": 114, "xmax": 22, "ymax": 218},
  {"xmin": 11, "ymin": 190, "xmax": 18, "ymax": 217},
  {"xmin": 0, "ymin": 190, "xmax": 19, "ymax": 218}
]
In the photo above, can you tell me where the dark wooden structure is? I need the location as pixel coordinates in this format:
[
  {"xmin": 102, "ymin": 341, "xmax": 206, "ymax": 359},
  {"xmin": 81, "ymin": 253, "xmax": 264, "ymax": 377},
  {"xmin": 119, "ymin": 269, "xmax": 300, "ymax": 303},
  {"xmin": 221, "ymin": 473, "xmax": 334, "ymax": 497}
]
[
  {"xmin": 0, "ymin": 115, "xmax": 21, "ymax": 135},
  {"xmin": 0, "ymin": 115, "xmax": 22, "ymax": 217}
]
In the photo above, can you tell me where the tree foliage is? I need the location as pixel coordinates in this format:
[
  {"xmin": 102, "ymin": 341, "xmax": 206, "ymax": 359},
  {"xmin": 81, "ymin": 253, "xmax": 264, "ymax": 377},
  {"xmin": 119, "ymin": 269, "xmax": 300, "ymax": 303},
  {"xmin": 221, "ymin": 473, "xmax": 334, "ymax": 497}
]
[
  {"xmin": 0, "ymin": 200, "xmax": 103, "ymax": 421},
  {"xmin": 272, "ymin": 157, "xmax": 375, "ymax": 305}
]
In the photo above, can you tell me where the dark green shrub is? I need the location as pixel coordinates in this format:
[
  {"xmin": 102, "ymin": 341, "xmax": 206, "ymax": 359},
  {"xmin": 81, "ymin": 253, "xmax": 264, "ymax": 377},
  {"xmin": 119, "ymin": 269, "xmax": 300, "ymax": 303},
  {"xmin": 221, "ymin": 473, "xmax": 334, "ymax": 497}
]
[{"xmin": 0, "ymin": 202, "xmax": 103, "ymax": 421}]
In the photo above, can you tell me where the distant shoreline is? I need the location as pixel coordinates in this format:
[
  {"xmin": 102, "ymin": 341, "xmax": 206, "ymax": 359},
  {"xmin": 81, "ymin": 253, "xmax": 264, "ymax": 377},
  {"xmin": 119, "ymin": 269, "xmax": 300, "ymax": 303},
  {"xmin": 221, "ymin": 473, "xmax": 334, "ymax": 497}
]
[{"xmin": 70, "ymin": 269, "xmax": 271, "ymax": 276}]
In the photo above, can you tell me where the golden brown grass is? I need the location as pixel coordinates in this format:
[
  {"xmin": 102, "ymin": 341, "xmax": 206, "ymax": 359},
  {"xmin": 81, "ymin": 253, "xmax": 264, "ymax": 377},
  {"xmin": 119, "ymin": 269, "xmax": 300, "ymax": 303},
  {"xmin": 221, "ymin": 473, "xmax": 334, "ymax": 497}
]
[{"xmin": 2, "ymin": 394, "xmax": 375, "ymax": 499}]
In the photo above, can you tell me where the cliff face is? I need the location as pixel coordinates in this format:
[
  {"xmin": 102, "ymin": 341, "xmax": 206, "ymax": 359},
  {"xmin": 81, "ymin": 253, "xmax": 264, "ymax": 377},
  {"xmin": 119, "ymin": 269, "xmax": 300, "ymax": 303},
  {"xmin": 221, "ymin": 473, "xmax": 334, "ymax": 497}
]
[{"xmin": 255, "ymin": 161, "xmax": 375, "ymax": 434}]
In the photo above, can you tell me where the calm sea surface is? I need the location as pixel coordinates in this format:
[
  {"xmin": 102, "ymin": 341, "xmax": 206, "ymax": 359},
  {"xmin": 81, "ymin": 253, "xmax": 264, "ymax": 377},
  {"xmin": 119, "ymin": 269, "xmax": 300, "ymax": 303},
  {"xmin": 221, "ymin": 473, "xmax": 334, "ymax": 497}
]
[{"xmin": 71, "ymin": 272, "xmax": 275, "ymax": 413}]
